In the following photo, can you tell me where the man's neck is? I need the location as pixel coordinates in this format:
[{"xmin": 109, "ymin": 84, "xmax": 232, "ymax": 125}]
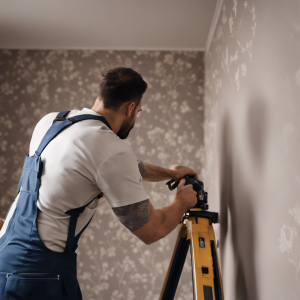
[{"xmin": 91, "ymin": 99, "xmax": 122, "ymax": 135}]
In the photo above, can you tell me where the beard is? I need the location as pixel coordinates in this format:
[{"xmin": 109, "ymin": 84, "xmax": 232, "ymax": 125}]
[
  {"xmin": 117, "ymin": 118, "xmax": 134, "ymax": 140},
  {"xmin": 117, "ymin": 125, "xmax": 133, "ymax": 139}
]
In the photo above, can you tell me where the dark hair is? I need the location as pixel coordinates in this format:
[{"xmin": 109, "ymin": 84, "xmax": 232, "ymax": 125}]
[{"xmin": 99, "ymin": 67, "xmax": 147, "ymax": 110}]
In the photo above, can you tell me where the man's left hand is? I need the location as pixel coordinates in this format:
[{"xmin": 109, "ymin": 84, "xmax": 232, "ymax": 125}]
[{"xmin": 169, "ymin": 164, "xmax": 199, "ymax": 181}]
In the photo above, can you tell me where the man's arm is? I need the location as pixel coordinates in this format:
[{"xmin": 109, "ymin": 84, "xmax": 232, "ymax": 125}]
[
  {"xmin": 0, "ymin": 218, "xmax": 5, "ymax": 231},
  {"xmin": 138, "ymin": 160, "xmax": 199, "ymax": 182},
  {"xmin": 139, "ymin": 161, "xmax": 175, "ymax": 181},
  {"xmin": 112, "ymin": 178, "xmax": 197, "ymax": 244},
  {"xmin": 112, "ymin": 200, "xmax": 150, "ymax": 232}
]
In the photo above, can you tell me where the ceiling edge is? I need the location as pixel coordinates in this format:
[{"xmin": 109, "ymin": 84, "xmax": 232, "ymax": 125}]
[
  {"xmin": 0, "ymin": 46, "xmax": 206, "ymax": 52},
  {"xmin": 205, "ymin": 0, "xmax": 224, "ymax": 54}
]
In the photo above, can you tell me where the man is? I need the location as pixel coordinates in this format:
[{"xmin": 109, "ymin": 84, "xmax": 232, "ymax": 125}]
[{"xmin": 0, "ymin": 67, "xmax": 197, "ymax": 299}]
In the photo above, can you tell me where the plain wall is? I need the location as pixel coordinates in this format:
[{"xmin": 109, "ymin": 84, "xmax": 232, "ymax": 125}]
[
  {"xmin": 0, "ymin": 50, "xmax": 204, "ymax": 299},
  {"xmin": 204, "ymin": 0, "xmax": 300, "ymax": 299}
]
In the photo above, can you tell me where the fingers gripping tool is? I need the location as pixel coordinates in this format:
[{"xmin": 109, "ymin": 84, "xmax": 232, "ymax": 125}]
[{"xmin": 166, "ymin": 175, "xmax": 208, "ymax": 211}]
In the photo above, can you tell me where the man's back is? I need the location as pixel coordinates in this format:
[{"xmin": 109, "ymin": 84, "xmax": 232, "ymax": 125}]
[{"xmin": 21, "ymin": 108, "xmax": 147, "ymax": 252}]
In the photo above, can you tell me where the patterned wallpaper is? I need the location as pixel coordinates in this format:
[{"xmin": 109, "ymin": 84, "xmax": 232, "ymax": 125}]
[
  {"xmin": 205, "ymin": 0, "xmax": 300, "ymax": 299},
  {"xmin": 0, "ymin": 50, "xmax": 204, "ymax": 299}
]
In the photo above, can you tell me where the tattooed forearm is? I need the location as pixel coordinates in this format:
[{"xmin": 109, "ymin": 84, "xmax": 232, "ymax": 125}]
[
  {"xmin": 137, "ymin": 159, "xmax": 148, "ymax": 175},
  {"xmin": 112, "ymin": 199, "xmax": 150, "ymax": 232}
]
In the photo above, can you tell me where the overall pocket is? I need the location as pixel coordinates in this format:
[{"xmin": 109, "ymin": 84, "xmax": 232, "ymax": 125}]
[{"xmin": 5, "ymin": 273, "xmax": 62, "ymax": 300}]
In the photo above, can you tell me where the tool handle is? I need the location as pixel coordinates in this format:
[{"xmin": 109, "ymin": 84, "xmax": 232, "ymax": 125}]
[
  {"xmin": 166, "ymin": 179, "xmax": 179, "ymax": 190},
  {"xmin": 166, "ymin": 175, "xmax": 208, "ymax": 210}
]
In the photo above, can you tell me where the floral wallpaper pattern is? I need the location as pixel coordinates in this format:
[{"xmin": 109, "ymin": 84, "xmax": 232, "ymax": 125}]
[
  {"xmin": 279, "ymin": 204, "xmax": 300, "ymax": 290},
  {"xmin": 0, "ymin": 50, "xmax": 204, "ymax": 299},
  {"xmin": 205, "ymin": 0, "xmax": 300, "ymax": 299},
  {"xmin": 204, "ymin": 0, "xmax": 257, "ymax": 195}
]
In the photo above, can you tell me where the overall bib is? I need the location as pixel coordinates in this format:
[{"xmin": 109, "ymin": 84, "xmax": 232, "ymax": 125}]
[{"xmin": 0, "ymin": 111, "xmax": 112, "ymax": 300}]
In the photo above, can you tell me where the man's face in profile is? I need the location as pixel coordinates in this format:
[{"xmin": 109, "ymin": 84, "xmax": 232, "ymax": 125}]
[{"xmin": 117, "ymin": 99, "xmax": 142, "ymax": 140}]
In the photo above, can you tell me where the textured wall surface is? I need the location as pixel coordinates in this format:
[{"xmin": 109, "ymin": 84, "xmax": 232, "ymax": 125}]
[
  {"xmin": 0, "ymin": 50, "xmax": 204, "ymax": 299},
  {"xmin": 204, "ymin": 0, "xmax": 300, "ymax": 299}
]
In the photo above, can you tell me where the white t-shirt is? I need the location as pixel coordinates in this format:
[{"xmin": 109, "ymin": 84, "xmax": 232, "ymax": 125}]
[{"xmin": 0, "ymin": 108, "xmax": 149, "ymax": 252}]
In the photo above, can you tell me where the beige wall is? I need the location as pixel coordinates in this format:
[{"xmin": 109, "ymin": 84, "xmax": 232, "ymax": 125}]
[
  {"xmin": 0, "ymin": 50, "xmax": 204, "ymax": 299},
  {"xmin": 204, "ymin": 0, "xmax": 300, "ymax": 299}
]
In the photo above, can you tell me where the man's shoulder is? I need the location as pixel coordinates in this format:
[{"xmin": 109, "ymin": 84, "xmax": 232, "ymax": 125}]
[
  {"xmin": 38, "ymin": 109, "xmax": 102, "ymax": 130},
  {"xmin": 39, "ymin": 109, "xmax": 87, "ymax": 123},
  {"xmin": 36, "ymin": 109, "xmax": 134, "ymax": 155},
  {"xmin": 39, "ymin": 111, "xmax": 59, "ymax": 123},
  {"xmin": 100, "ymin": 137, "xmax": 134, "ymax": 159}
]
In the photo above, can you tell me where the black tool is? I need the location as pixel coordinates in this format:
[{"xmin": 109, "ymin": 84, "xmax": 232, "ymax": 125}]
[{"xmin": 166, "ymin": 175, "xmax": 208, "ymax": 210}]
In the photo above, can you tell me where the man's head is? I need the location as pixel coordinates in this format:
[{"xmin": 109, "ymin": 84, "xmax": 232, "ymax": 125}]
[{"xmin": 98, "ymin": 67, "xmax": 147, "ymax": 139}]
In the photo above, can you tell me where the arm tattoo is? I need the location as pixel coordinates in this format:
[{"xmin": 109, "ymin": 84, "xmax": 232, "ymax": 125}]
[
  {"xmin": 137, "ymin": 159, "xmax": 148, "ymax": 175},
  {"xmin": 112, "ymin": 199, "xmax": 150, "ymax": 232}
]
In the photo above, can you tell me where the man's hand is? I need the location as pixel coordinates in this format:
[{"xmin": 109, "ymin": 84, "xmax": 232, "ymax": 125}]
[
  {"xmin": 175, "ymin": 177, "xmax": 198, "ymax": 210},
  {"xmin": 140, "ymin": 161, "xmax": 199, "ymax": 182},
  {"xmin": 169, "ymin": 164, "xmax": 199, "ymax": 181}
]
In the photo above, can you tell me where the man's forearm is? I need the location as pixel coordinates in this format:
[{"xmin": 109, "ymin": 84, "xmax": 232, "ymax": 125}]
[
  {"xmin": 131, "ymin": 178, "xmax": 196, "ymax": 245},
  {"xmin": 143, "ymin": 197, "xmax": 187, "ymax": 244},
  {"xmin": 141, "ymin": 162, "xmax": 176, "ymax": 181},
  {"xmin": 155, "ymin": 198, "xmax": 188, "ymax": 241}
]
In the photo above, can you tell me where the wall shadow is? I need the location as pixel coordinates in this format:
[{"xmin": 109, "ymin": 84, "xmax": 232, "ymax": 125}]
[
  {"xmin": 247, "ymin": 98, "xmax": 269, "ymax": 171},
  {"xmin": 219, "ymin": 111, "xmax": 261, "ymax": 300}
]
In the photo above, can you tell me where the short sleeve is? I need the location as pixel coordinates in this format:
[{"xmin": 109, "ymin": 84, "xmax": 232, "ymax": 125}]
[
  {"xmin": 137, "ymin": 159, "xmax": 148, "ymax": 175},
  {"xmin": 96, "ymin": 150, "xmax": 149, "ymax": 208}
]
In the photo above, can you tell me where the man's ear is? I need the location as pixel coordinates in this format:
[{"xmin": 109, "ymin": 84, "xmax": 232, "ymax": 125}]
[{"xmin": 125, "ymin": 101, "xmax": 136, "ymax": 117}]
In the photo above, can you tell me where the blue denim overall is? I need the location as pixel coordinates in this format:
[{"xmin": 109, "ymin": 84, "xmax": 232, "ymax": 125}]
[{"xmin": 0, "ymin": 111, "xmax": 112, "ymax": 300}]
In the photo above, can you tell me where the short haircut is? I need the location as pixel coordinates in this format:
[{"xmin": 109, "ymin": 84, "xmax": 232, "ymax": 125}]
[{"xmin": 99, "ymin": 67, "xmax": 147, "ymax": 110}]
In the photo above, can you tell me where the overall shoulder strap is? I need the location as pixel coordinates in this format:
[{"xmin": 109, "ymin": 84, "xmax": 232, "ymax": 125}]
[
  {"xmin": 34, "ymin": 111, "xmax": 112, "ymax": 157},
  {"xmin": 68, "ymin": 114, "xmax": 112, "ymax": 130},
  {"xmin": 53, "ymin": 110, "xmax": 70, "ymax": 121},
  {"xmin": 64, "ymin": 196, "xmax": 98, "ymax": 253}
]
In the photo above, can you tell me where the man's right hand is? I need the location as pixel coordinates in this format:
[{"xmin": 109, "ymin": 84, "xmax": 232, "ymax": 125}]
[{"xmin": 175, "ymin": 178, "xmax": 197, "ymax": 211}]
